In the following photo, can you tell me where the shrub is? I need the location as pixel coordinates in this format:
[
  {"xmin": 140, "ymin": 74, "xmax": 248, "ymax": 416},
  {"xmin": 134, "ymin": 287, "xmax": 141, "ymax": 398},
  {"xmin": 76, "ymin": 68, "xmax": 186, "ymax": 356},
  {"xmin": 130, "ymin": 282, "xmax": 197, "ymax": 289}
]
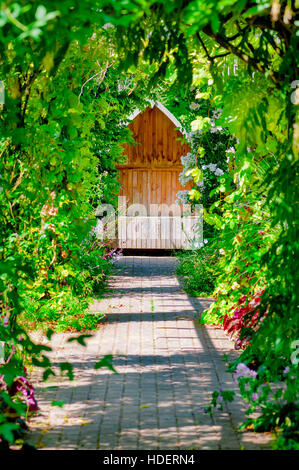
[
  {"xmin": 222, "ymin": 289, "xmax": 267, "ymax": 350},
  {"xmin": 18, "ymin": 237, "xmax": 118, "ymax": 332},
  {"xmin": 176, "ymin": 243, "xmax": 218, "ymax": 297}
]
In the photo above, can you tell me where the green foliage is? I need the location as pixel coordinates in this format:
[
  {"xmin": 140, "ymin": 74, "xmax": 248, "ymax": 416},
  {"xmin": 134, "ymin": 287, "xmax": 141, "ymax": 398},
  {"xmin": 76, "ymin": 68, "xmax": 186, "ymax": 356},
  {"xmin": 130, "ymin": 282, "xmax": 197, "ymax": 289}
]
[
  {"xmin": 0, "ymin": 2, "xmax": 154, "ymax": 447},
  {"xmin": 18, "ymin": 236, "xmax": 113, "ymax": 331},
  {"xmin": 0, "ymin": 0, "xmax": 298, "ymax": 450},
  {"xmin": 176, "ymin": 245, "xmax": 218, "ymax": 297},
  {"xmin": 113, "ymin": 0, "xmax": 298, "ymax": 450}
]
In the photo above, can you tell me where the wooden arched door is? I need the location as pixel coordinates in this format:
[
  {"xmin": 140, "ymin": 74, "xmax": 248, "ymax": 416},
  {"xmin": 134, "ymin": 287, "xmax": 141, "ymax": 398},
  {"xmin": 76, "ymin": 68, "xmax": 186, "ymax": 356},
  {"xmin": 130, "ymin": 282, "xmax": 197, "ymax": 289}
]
[{"xmin": 117, "ymin": 104, "xmax": 194, "ymax": 249}]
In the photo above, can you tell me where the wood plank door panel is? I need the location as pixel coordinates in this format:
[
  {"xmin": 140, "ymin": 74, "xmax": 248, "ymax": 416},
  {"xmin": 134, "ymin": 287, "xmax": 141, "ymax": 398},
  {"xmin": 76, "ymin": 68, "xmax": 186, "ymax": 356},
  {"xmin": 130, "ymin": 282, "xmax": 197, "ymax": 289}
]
[{"xmin": 117, "ymin": 168, "xmax": 192, "ymax": 249}]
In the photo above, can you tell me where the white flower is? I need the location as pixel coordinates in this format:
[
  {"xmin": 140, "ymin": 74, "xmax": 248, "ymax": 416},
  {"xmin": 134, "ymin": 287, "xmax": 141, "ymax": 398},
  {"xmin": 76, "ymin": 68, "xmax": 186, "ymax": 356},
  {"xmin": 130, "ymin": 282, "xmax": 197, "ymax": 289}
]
[
  {"xmin": 232, "ymin": 282, "xmax": 240, "ymax": 290},
  {"xmin": 48, "ymin": 206, "xmax": 58, "ymax": 216},
  {"xmin": 204, "ymin": 239, "xmax": 208, "ymax": 244},
  {"xmin": 215, "ymin": 168, "xmax": 224, "ymax": 176},
  {"xmin": 212, "ymin": 108, "xmax": 222, "ymax": 120},
  {"xmin": 176, "ymin": 190, "xmax": 190, "ymax": 205},
  {"xmin": 210, "ymin": 121, "xmax": 223, "ymax": 133},
  {"xmin": 180, "ymin": 152, "xmax": 198, "ymax": 187},
  {"xmin": 179, "ymin": 171, "xmax": 193, "ymax": 186},
  {"xmin": 189, "ymin": 102, "xmax": 200, "ymax": 110},
  {"xmin": 225, "ymin": 146, "xmax": 235, "ymax": 153},
  {"xmin": 188, "ymin": 130, "xmax": 202, "ymax": 138},
  {"xmin": 208, "ymin": 163, "xmax": 217, "ymax": 172},
  {"xmin": 103, "ymin": 23, "xmax": 114, "ymax": 29},
  {"xmin": 192, "ymin": 241, "xmax": 200, "ymax": 249},
  {"xmin": 181, "ymin": 152, "xmax": 196, "ymax": 168}
]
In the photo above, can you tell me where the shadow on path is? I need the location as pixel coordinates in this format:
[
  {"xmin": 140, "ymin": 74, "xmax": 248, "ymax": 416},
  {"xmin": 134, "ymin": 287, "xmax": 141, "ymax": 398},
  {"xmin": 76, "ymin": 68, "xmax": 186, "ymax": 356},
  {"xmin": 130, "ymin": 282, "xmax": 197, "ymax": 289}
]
[{"xmin": 25, "ymin": 256, "xmax": 272, "ymax": 450}]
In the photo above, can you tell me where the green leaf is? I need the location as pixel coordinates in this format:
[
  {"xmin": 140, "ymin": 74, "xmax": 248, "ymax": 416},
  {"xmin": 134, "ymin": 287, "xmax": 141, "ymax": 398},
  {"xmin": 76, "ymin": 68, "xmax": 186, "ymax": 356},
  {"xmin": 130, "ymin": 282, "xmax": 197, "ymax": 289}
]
[
  {"xmin": 0, "ymin": 423, "xmax": 20, "ymax": 443},
  {"xmin": 188, "ymin": 188, "xmax": 201, "ymax": 202},
  {"xmin": 43, "ymin": 368, "xmax": 56, "ymax": 381},
  {"xmin": 67, "ymin": 334, "xmax": 93, "ymax": 347},
  {"xmin": 94, "ymin": 354, "xmax": 118, "ymax": 374},
  {"xmin": 46, "ymin": 329, "xmax": 54, "ymax": 341},
  {"xmin": 185, "ymin": 168, "xmax": 203, "ymax": 184},
  {"xmin": 59, "ymin": 362, "xmax": 74, "ymax": 381},
  {"xmin": 210, "ymin": 12, "xmax": 220, "ymax": 33},
  {"xmin": 51, "ymin": 400, "xmax": 66, "ymax": 408},
  {"xmin": 32, "ymin": 355, "xmax": 51, "ymax": 368}
]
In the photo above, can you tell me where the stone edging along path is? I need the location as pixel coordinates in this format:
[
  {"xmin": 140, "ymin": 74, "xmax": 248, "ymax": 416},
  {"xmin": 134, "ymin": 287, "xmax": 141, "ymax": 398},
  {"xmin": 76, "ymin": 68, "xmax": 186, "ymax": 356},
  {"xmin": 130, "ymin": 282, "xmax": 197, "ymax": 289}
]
[{"xmin": 26, "ymin": 256, "xmax": 272, "ymax": 450}]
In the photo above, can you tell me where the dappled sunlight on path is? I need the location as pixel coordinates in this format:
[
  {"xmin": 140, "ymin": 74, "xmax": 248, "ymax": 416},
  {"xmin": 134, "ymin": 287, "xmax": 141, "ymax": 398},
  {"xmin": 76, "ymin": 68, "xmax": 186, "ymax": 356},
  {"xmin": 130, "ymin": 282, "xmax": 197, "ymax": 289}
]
[{"xmin": 26, "ymin": 256, "xmax": 272, "ymax": 450}]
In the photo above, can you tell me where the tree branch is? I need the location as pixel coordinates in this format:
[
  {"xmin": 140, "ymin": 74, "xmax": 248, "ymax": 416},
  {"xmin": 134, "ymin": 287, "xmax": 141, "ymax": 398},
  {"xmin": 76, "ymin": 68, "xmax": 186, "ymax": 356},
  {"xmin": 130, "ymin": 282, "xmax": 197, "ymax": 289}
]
[
  {"xmin": 78, "ymin": 62, "xmax": 109, "ymax": 102},
  {"xmin": 202, "ymin": 25, "xmax": 279, "ymax": 84},
  {"xmin": 197, "ymin": 33, "xmax": 230, "ymax": 62}
]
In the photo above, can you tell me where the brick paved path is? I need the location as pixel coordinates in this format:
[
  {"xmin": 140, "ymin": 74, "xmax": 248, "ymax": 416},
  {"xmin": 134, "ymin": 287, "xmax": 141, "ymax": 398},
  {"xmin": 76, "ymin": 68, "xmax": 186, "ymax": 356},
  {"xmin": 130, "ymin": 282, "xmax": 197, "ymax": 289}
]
[{"xmin": 26, "ymin": 256, "xmax": 272, "ymax": 450}]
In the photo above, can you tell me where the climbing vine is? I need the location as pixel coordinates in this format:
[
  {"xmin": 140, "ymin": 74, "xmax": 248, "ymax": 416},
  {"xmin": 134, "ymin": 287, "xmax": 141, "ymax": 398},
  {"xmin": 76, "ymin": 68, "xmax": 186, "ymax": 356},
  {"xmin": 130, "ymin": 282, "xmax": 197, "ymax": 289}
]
[{"xmin": 0, "ymin": 2, "xmax": 158, "ymax": 447}]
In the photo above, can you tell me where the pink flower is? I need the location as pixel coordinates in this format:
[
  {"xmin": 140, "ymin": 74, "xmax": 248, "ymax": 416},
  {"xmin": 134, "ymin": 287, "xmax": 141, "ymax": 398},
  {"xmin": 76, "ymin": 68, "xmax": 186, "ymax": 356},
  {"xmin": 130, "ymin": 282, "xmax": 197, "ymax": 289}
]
[
  {"xmin": 235, "ymin": 363, "xmax": 257, "ymax": 380},
  {"xmin": 9, "ymin": 376, "xmax": 39, "ymax": 412},
  {"xmin": 0, "ymin": 374, "xmax": 7, "ymax": 391}
]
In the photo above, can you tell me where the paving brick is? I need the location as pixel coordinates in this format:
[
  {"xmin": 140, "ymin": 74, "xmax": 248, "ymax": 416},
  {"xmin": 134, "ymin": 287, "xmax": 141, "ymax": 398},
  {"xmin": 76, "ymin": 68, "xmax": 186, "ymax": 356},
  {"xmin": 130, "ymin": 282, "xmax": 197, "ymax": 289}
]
[{"xmin": 25, "ymin": 256, "xmax": 273, "ymax": 450}]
